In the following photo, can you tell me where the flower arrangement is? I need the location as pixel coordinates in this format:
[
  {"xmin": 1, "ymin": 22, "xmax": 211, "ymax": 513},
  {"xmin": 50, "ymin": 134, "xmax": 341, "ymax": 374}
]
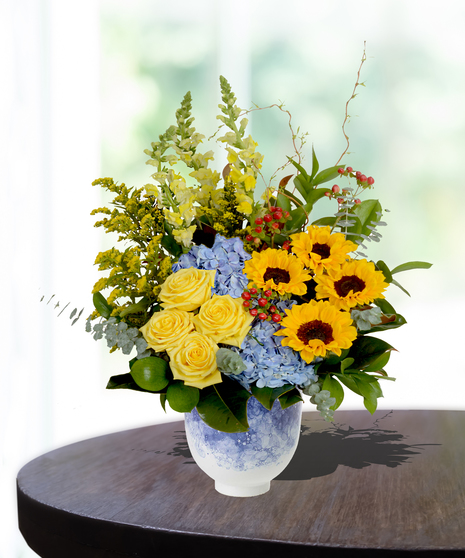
[{"xmin": 86, "ymin": 71, "xmax": 431, "ymax": 433}]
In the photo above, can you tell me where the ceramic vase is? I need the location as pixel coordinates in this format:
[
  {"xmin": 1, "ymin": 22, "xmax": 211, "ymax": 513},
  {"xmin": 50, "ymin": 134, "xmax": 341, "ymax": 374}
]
[{"xmin": 184, "ymin": 396, "xmax": 302, "ymax": 497}]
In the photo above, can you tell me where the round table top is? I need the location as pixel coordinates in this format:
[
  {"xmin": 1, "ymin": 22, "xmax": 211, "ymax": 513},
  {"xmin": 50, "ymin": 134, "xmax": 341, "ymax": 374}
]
[{"xmin": 17, "ymin": 409, "xmax": 465, "ymax": 557}]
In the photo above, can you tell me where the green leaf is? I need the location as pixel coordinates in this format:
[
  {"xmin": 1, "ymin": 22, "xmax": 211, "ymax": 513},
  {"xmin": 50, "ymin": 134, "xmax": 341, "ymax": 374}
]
[
  {"xmin": 334, "ymin": 373, "xmax": 362, "ymax": 396},
  {"xmin": 391, "ymin": 261, "xmax": 433, "ymax": 274},
  {"xmin": 286, "ymin": 202, "xmax": 313, "ymax": 231},
  {"xmin": 374, "ymin": 298, "xmax": 396, "ymax": 315},
  {"xmin": 310, "ymin": 145, "xmax": 319, "ymax": 181},
  {"xmin": 251, "ymin": 383, "xmax": 295, "ymax": 411},
  {"xmin": 322, "ymin": 374, "xmax": 344, "ymax": 410},
  {"xmin": 349, "ymin": 335, "xmax": 395, "ymax": 370},
  {"xmin": 166, "ymin": 381, "xmax": 200, "ymax": 413},
  {"xmin": 277, "ymin": 192, "xmax": 292, "ymax": 213},
  {"xmin": 362, "ymin": 351, "xmax": 391, "ymax": 372},
  {"xmin": 196, "ymin": 376, "xmax": 251, "ymax": 433},
  {"xmin": 106, "ymin": 372, "xmax": 146, "ymax": 392},
  {"xmin": 278, "ymin": 188, "xmax": 303, "ymax": 208},
  {"xmin": 324, "ymin": 348, "xmax": 350, "ymax": 366},
  {"xmin": 360, "ymin": 313, "xmax": 407, "ymax": 334},
  {"xmin": 305, "ymin": 187, "xmax": 332, "ymax": 208},
  {"xmin": 161, "ymin": 232, "xmax": 182, "ymax": 257},
  {"xmin": 160, "ymin": 393, "xmax": 167, "ymax": 412},
  {"xmin": 293, "ymin": 175, "xmax": 310, "ymax": 199},
  {"xmin": 312, "ymin": 164, "xmax": 344, "ymax": 186},
  {"xmin": 376, "ymin": 260, "xmax": 393, "ymax": 283},
  {"xmin": 352, "ymin": 375, "xmax": 383, "ymax": 414},
  {"xmin": 130, "ymin": 357, "xmax": 171, "ymax": 392},
  {"xmin": 93, "ymin": 292, "xmax": 112, "ymax": 319},
  {"xmin": 348, "ymin": 199, "xmax": 382, "ymax": 244},
  {"xmin": 278, "ymin": 388, "xmax": 303, "ymax": 409},
  {"xmin": 287, "ymin": 157, "xmax": 310, "ymax": 181},
  {"xmin": 391, "ymin": 278, "xmax": 411, "ymax": 297},
  {"xmin": 341, "ymin": 357, "xmax": 355, "ymax": 373},
  {"xmin": 119, "ymin": 296, "xmax": 152, "ymax": 318},
  {"xmin": 312, "ymin": 216, "xmax": 337, "ymax": 228}
]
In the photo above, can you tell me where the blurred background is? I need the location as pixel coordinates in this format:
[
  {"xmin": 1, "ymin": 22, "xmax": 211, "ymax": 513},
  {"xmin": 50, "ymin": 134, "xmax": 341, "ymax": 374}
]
[{"xmin": 2, "ymin": 0, "xmax": 464, "ymax": 555}]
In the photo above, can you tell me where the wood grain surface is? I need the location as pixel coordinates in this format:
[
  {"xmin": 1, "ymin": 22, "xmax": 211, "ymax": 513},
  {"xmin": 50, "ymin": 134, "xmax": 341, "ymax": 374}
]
[{"xmin": 17, "ymin": 410, "xmax": 465, "ymax": 557}]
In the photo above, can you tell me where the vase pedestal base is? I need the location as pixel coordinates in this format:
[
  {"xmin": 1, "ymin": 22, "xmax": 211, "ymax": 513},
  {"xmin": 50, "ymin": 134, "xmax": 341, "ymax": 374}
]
[{"xmin": 215, "ymin": 480, "xmax": 270, "ymax": 498}]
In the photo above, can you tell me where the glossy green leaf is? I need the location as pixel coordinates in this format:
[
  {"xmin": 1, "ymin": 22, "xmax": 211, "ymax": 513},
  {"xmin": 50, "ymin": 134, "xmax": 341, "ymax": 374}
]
[
  {"xmin": 93, "ymin": 292, "xmax": 112, "ymax": 319},
  {"xmin": 160, "ymin": 393, "xmax": 167, "ymax": 412},
  {"xmin": 391, "ymin": 278, "xmax": 411, "ymax": 297},
  {"xmin": 161, "ymin": 232, "xmax": 182, "ymax": 257},
  {"xmin": 334, "ymin": 373, "xmax": 362, "ymax": 396},
  {"xmin": 322, "ymin": 374, "xmax": 344, "ymax": 410},
  {"xmin": 305, "ymin": 187, "xmax": 332, "ymax": 207},
  {"xmin": 277, "ymin": 192, "xmax": 292, "ymax": 213},
  {"xmin": 348, "ymin": 199, "xmax": 382, "ymax": 244},
  {"xmin": 362, "ymin": 351, "xmax": 391, "ymax": 372},
  {"xmin": 312, "ymin": 216, "xmax": 337, "ymax": 228},
  {"xmin": 167, "ymin": 381, "xmax": 199, "ymax": 413},
  {"xmin": 341, "ymin": 357, "xmax": 355, "ymax": 373},
  {"xmin": 278, "ymin": 388, "xmax": 303, "ymax": 409},
  {"xmin": 106, "ymin": 372, "xmax": 146, "ymax": 392},
  {"xmin": 348, "ymin": 335, "xmax": 395, "ymax": 370},
  {"xmin": 119, "ymin": 296, "xmax": 152, "ymax": 318},
  {"xmin": 391, "ymin": 261, "xmax": 433, "ymax": 274},
  {"xmin": 287, "ymin": 202, "xmax": 313, "ymax": 231},
  {"xmin": 287, "ymin": 157, "xmax": 310, "ymax": 181},
  {"xmin": 310, "ymin": 145, "xmax": 319, "ymax": 181},
  {"xmin": 374, "ymin": 298, "xmax": 396, "ymax": 315},
  {"xmin": 376, "ymin": 260, "xmax": 393, "ymax": 283},
  {"xmin": 196, "ymin": 376, "xmax": 251, "ymax": 433},
  {"xmin": 251, "ymin": 383, "xmax": 295, "ymax": 411},
  {"xmin": 293, "ymin": 175, "xmax": 310, "ymax": 199},
  {"xmin": 312, "ymin": 164, "xmax": 344, "ymax": 186},
  {"xmin": 360, "ymin": 313, "xmax": 407, "ymax": 334},
  {"xmin": 130, "ymin": 357, "xmax": 170, "ymax": 392},
  {"xmin": 324, "ymin": 348, "xmax": 350, "ymax": 366},
  {"xmin": 278, "ymin": 188, "xmax": 302, "ymax": 208}
]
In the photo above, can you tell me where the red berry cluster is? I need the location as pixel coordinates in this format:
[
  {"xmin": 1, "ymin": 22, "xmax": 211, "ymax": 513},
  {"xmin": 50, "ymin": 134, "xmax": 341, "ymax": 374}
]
[
  {"xmin": 325, "ymin": 167, "xmax": 375, "ymax": 206},
  {"xmin": 241, "ymin": 287, "xmax": 283, "ymax": 322},
  {"xmin": 245, "ymin": 206, "xmax": 292, "ymax": 249}
]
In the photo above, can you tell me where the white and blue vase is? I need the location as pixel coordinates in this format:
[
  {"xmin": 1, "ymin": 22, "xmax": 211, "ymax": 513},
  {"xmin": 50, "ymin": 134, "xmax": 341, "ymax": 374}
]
[{"xmin": 184, "ymin": 396, "xmax": 302, "ymax": 497}]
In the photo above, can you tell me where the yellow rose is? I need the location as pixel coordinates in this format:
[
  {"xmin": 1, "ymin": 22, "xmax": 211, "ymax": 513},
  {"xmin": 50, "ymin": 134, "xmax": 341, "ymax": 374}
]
[
  {"xmin": 167, "ymin": 332, "xmax": 222, "ymax": 389},
  {"xmin": 159, "ymin": 268, "xmax": 216, "ymax": 311},
  {"xmin": 139, "ymin": 309, "xmax": 195, "ymax": 352},
  {"xmin": 192, "ymin": 294, "xmax": 254, "ymax": 348}
]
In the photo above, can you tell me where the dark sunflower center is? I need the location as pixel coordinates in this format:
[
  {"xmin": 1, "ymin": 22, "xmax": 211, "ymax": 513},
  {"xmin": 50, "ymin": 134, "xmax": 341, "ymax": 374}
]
[
  {"xmin": 297, "ymin": 320, "xmax": 334, "ymax": 345},
  {"xmin": 334, "ymin": 275, "xmax": 366, "ymax": 297},
  {"xmin": 311, "ymin": 242, "xmax": 331, "ymax": 259},
  {"xmin": 263, "ymin": 267, "xmax": 291, "ymax": 285}
]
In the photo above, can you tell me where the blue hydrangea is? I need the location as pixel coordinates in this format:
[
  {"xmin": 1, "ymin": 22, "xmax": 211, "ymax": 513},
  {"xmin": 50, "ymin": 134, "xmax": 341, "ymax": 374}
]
[
  {"xmin": 172, "ymin": 234, "xmax": 251, "ymax": 298},
  {"xmin": 232, "ymin": 300, "xmax": 318, "ymax": 389}
]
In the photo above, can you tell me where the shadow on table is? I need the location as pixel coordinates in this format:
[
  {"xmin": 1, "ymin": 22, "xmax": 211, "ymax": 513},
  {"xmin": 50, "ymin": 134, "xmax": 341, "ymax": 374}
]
[{"xmin": 277, "ymin": 414, "xmax": 438, "ymax": 481}]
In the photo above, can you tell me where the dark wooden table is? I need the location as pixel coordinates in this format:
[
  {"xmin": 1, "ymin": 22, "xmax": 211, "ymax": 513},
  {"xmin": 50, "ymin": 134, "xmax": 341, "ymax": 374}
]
[{"xmin": 17, "ymin": 410, "xmax": 465, "ymax": 557}]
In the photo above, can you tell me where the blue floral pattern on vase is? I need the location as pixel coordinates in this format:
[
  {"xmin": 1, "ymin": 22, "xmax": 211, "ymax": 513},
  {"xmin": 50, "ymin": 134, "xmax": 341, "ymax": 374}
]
[{"xmin": 185, "ymin": 396, "xmax": 302, "ymax": 497}]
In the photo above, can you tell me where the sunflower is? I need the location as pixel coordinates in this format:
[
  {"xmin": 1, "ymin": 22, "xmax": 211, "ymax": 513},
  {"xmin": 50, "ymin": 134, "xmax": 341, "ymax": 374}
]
[
  {"xmin": 314, "ymin": 259, "xmax": 389, "ymax": 311},
  {"xmin": 290, "ymin": 225, "xmax": 357, "ymax": 273},
  {"xmin": 274, "ymin": 300, "xmax": 357, "ymax": 363},
  {"xmin": 243, "ymin": 248, "xmax": 311, "ymax": 296}
]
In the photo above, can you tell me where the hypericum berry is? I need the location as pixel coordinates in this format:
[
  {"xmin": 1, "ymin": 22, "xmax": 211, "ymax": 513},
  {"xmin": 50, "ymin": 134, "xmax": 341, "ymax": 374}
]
[
  {"xmin": 253, "ymin": 237, "xmax": 261, "ymax": 245},
  {"xmin": 337, "ymin": 167, "xmax": 344, "ymax": 174},
  {"xmin": 324, "ymin": 191, "xmax": 332, "ymax": 197},
  {"xmin": 271, "ymin": 222, "xmax": 280, "ymax": 230},
  {"xmin": 283, "ymin": 211, "xmax": 290, "ymax": 218},
  {"xmin": 255, "ymin": 226, "xmax": 262, "ymax": 233},
  {"xmin": 255, "ymin": 217, "xmax": 263, "ymax": 225},
  {"xmin": 354, "ymin": 198, "xmax": 361, "ymax": 204},
  {"xmin": 270, "ymin": 206, "xmax": 278, "ymax": 212},
  {"xmin": 264, "ymin": 290, "xmax": 272, "ymax": 298},
  {"xmin": 258, "ymin": 297, "xmax": 268, "ymax": 307},
  {"xmin": 271, "ymin": 314, "xmax": 282, "ymax": 323},
  {"xmin": 367, "ymin": 176, "xmax": 375, "ymax": 185},
  {"xmin": 337, "ymin": 197, "xmax": 344, "ymax": 204},
  {"xmin": 263, "ymin": 213, "xmax": 273, "ymax": 223},
  {"xmin": 359, "ymin": 174, "xmax": 367, "ymax": 182},
  {"xmin": 249, "ymin": 308, "xmax": 258, "ymax": 317},
  {"xmin": 273, "ymin": 212, "xmax": 282, "ymax": 221},
  {"xmin": 269, "ymin": 305, "xmax": 277, "ymax": 313},
  {"xmin": 245, "ymin": 234, "xmax": 253, "ymax": 242},
  {"xmin": 355, "ymin": 171, "xmax": 362, "ymax": 178},
  {"xmin": 332, "ymin": 184, "xmax": 340, "ymax": 193},
  {"xmin": 243, "ymin": 300, "xmax": 250, "ymax": 308},
  {"xmin": 282, "ymin": 241, "xmax": 291, "ymax": 250},
  {"xmin": 346, "ymin": 166, "xmax": 353, "ymax": 172},
  {"xmin": 241, "ymin": 291, "xmax": 251, "ymax": 300},
  {"xmin": 258, "ymin": 313, "xmax": 267, "ymax": 320},
  {"xmin": 250, "ymin": 287, "xmax": 258, "ymax": 295}
]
